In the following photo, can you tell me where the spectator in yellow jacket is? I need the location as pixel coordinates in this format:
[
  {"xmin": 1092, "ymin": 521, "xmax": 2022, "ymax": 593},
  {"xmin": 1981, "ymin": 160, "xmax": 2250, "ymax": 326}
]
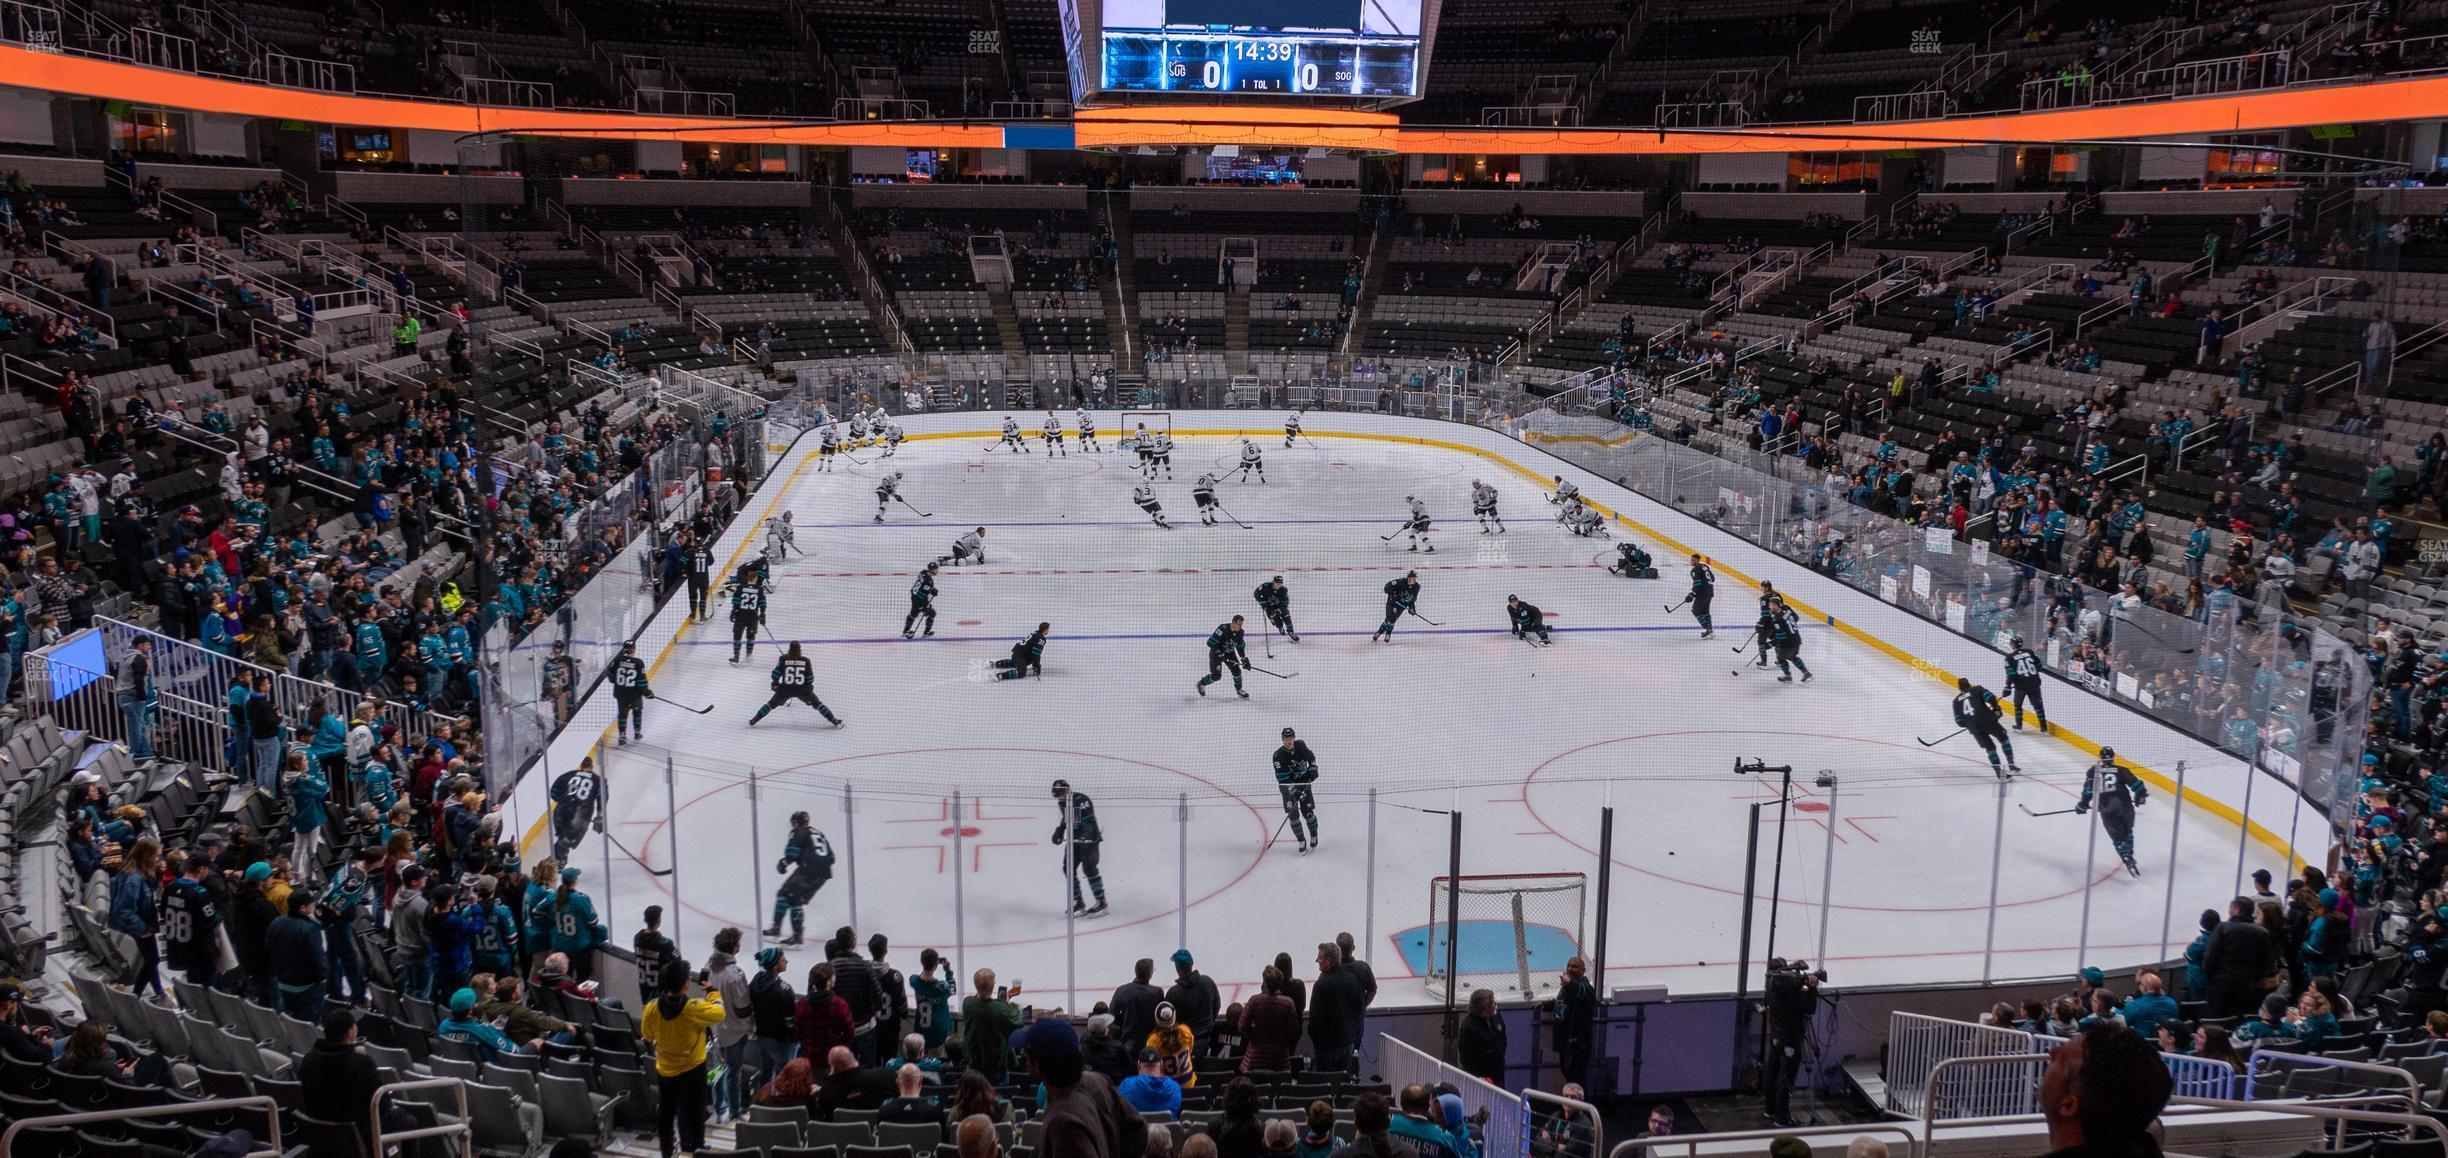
[
  {"xmin": 640, "ymin": 959, "xmax": 726, "ymax": 1158},
  {"xmin": 1147, "ymin": 1001, "xmax": 1197, "ymax": 1088}
]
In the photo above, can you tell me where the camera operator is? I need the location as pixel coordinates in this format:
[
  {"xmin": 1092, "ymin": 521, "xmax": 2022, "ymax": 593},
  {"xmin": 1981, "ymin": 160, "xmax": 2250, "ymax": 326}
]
[{"xmin": 1761, "ymin": 957, "xmax": 1822, "ymax": 1128}]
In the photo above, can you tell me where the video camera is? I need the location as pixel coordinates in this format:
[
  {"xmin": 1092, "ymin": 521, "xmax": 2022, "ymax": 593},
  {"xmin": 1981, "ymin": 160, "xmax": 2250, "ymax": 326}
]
[{"xmin": 1767, "ymin": 957, "xmax": 1828, "ymax": 983}]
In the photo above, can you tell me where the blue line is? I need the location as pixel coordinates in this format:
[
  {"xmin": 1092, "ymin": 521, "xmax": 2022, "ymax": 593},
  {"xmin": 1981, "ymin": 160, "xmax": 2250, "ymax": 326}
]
[{"xmin": 648, "ymin": 623, "xmax": 1819, "ymax": 647}]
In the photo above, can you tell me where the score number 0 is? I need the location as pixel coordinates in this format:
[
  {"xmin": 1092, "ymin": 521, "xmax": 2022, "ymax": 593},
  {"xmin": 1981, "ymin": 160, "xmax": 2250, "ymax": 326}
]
[{"xmin": 1165, "ymin": 57, "xmax": 1323, "ymax": 90}]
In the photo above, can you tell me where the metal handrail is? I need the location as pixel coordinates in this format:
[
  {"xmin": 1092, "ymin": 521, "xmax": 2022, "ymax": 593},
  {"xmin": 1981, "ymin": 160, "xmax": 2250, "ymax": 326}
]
[
  {"xmin": 1, "ymin": 1096, "xmax": 284, "ymax": 1155},
  {"xmin": 372, "ymin": 1076, "xmax": 473, "ymax": 1156},
  {"xmin": 0, "ymin": 267, "xmax": 117, "ymax": 346}
]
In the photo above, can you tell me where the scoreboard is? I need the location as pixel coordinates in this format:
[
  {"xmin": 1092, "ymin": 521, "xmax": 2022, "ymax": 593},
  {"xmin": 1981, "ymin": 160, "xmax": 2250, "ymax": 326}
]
[{"xmin": 1071, "ymin": 0, "xmax": 1426, "ymax": 100}]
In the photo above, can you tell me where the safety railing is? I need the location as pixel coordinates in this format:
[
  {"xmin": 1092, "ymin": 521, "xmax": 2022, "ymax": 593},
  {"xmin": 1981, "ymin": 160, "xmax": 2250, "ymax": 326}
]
[
  {"xmin": 264, "ymin": 48, "xmax": 353, "ymax": 92},
  {"xmin": 372, "ymin": 1077, "xmax": 473, "ymax": 1157},
  {"xmin": 1521, "ymin": 1087, "xmax": 1601, "ymax": 1158},
  {"xmin": 0, "ymin": 1097, "xmax": 285, "ymax": 1155},
  {"xmin": 0, "ymin": 267, "xmax": 117, "ymax": 347},
  {"xmin": 2217, "ymin": 274, "xmax": 2362, "ymax": 361},
  {"xmin": 2244, "ymin": 1051, "xmax": 2423, "ymax": 1109},
  {"xmin": 1381, "ymin": 1033, "xmax": 1521, "ymax": 1158}
]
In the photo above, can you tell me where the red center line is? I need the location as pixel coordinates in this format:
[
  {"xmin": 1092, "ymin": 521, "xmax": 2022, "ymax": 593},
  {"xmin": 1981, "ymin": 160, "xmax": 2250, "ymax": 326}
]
[{"xmin": 775, "ymin": 562, "xmax": 1589, "ymax": 579}]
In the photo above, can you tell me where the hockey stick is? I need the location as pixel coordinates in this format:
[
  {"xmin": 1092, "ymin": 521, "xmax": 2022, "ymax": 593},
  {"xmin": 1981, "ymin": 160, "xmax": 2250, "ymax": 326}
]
[
  {"xmin": 1212, "ymin": 502, "xmax": 1253, "ymax": 530},
  {"xmin": 1916, "ymin": 728, "xmax": 1966, "ymax": 747},
  {"xmin": 604, "ymin": 830, "xmax": 676, "ymax": 876},
  {"xmin": 1664, "ymin": 594, "xmax": 1693, "ymax": 612},
  {"xmin": 1243, "ymin": 662, "xmax": 1298, "ymax": 679},
  {"xmin": 1379, "ymin": 523, "xmax": 1411, "ymax": 541},
  {"xmin": 2018, "ymin": 804, "xmax": 2083, "ymax": 818},
  {"xmin": 1730, "ymin": 630, "xmax": 1764, "ymax": 654},
  {"xmin": 1406, "ymin": 608, "xmax": 1443, "ymax": 626},
  {"xmin": 895, "ymin": 495, "xmax": 935, "ymax": 518},
  {"xmin": 645, "ymin": 693, "xmax": 716, "ymax": 716},
  {"xmin": 1263, "ymin": 616, "xmax": 1274, "ymax": 661},
  {"xmin": 1263, "ymin": 813, "xmax": 1291, "ymax": 852}
]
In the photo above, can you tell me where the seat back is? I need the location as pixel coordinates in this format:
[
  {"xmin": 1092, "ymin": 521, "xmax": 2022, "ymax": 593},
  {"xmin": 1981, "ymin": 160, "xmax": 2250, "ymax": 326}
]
[
  {"xmin": 878, "ymin": 1121, "xmax": 946, "ymax": 1150},
  {"xmin": 807, "ymin": 1120, "xmax": 878, "ymax": 1148},
  {"xmin": 736, "ymin": 1119, "xmax": 807, "ymax": 1150}
]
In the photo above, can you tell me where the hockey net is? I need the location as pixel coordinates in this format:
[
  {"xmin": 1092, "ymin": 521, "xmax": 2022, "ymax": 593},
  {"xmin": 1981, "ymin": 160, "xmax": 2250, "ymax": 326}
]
[
  {"xmin": 1423, "ymin": 872, "xmax": 1589, "ymax": 1003},
  {"xmin": 1114, "ymin": 411, "xmax": 1172, "ymax": 443}
]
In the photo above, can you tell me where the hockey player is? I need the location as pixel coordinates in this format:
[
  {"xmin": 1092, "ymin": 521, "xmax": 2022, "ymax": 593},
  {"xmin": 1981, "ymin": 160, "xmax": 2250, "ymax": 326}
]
[
  {"xmin": 1042, "ymin": 411, "xmax": 1067, "ymax": 456},
  {"xmin": 610, "ymin": 640, "xmax": 650, "ymax": 745},
  {"xmin": 1688, "ymin": 554, "xmax": 1717, "ymax": 638},
  {"xmin": 2077, "ymin": 747, "xmax": 2147, "ymax": 877},
  {"xmin": 1272, "ymin": 727, "xmax": 1320, "ymax": 852},
  {"xmin": 1565, "ymin": 502, "xmax": 1609, "ymax": 538},
  {"xmin": 1549, "ymin": 476, "xmax": 1580, "ymax": 515},
  {"xmin": 847, "ymin": 410, "xmax": 870, "ymax": 449},
  {"xmin": 685, "ymin": 532, "xmax": 716, "ymax": 621},
  {"xmin": 818, "ymin": 423, "xmax": 841, "ymax": 471},
  {"xmin": 1192, "ymin": 474, "xmax": 1222, "ymax": 526},
  {"xmin": 1133, "ymin": 481, "xmax": 1171, "ymax": 528},
  {"xmin": 996, "ymin": 415, "xmax": 1030, "ymax": 453},
  {"xmin": 749, "ymin": 641, "xmax": 844, "ymax": 728},
  {"xmin": 2005, "ymin": 636, "xmax": 2048, "ymax": 733},
  {"xmin": 1284, "ymin": 409, "xmax": 1304, "ymax": 448},
  {"xmin": 881, "ymin": 422, "xmax": 904, "ymax": 458},
  {"xmin": 766, "ymin": 510, "xmax": 797, "ymax": 559},
  {"xmin": 1372, "ymin": 570, "xmax": 1422, "ymax": 643},
  {"xmin": 865, "ymin": 404, "xmax": 890, "ymax": 444},
  {"xmin": 874, "ymin": 471, "xmax": 907, "ymax": 524},
  {"xmin": 1471, "ymin": 480, "xmax": 1506, "ymax": 534},
  {"xmin": 1254, "ymin": 576, "xmax": 1298, "ymax": 642},
  {"xmin": 903, "ymin": 562, "xmax": 940, "ymax": 640},
  {"xmin": 547, "ymin": 755, "xmax": 607, "ymax": 863},
  {"xmin": 1051, "ymin": 780, "xmax": 1108, "ymax": 916},
  {"xmin": 939, "ymin": 527, "xmax": 987, "ymax": 567},
  {"xmin": 728, "ymin": 569, "xmax": 767, "ymax": 664},
  {"xmin": 1076, "ymin": 408, "xmax": 1100, "ymax": 453},
  {"xmin": 765, "ymin": 811, "xmax": 834, "ymax": 945},
  {"xmin": 1607, "ymin": 542, "xmax": 1656, "ymax": 578},
  {"xmin": 1196, "ymin": 615, "xmax": 1251, "ymax": 699},
  {"xmin": 993, "ymin": 622, "xmax": 1048, "ymax": 680},
  {"xmin": 1402, "ymin": 495, "xmax": 1435, "ymax": 553},
  {"xmin": 1749, "ymin": 586, "xmax": 1778, "ymax": 668},
  {"xmin": 1132, "ymin": 424, "xmax": 1156, "ymax": 475},
  {"xmin": 1508, "ymin": 595, "xmax": 1551, "ymax": 645},
  {"xmin": 1235, "ymin": 439, "xmax": 1265, "ymax": 483},
  {"xmin": 1769, "ymin": 600, "xmax": 1812, "ymax": 683},
  {"xmin": 1951, "ymin": 677, "xmax": 2019, "ymax": 778},
  {"xmin": 1151, "ymin": 430, "xmax": 1175, "ymax": 479}
]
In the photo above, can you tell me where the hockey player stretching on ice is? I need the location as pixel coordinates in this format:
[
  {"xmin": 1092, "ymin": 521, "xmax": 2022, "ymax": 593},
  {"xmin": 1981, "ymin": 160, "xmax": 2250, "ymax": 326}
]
[
  {"xmin": 1472, "ymin": 480, "xmax": 1506, "ymax": 534},
  {"xmin": 1952, "ymin": 677, "xmax": 2019, "ymax": 778},
  {"xmin": 749, "ymin": 642, "xmax": 843, "ymax": 728},
  {"xmin": 728, "ymin": 574, "xmax": 767, "ymax": 664},
  {"xmin": 1768, "ymin": 599, "xmax": 1812, "ymax": 683},
  {"xmin": 1372, "ymin": 571, "xmax": 1422, "ymax": 643},
  {"xmin": 1688, "ymin": 555, "xmax": 1717, "ymax": 638},
  {"xmin": 1042, "ymin": 411, "xmax": 1067, "ymax": 456},
  {"xmin": 2077, "ymin": 747, "xmax": 2147, "ymax": 877},
  {"xmin": 1284, "ymin": 410, "xmax": 1304, "ymax": 448},
  {"xmin": 765, "ymin": 811, "xmax": 834, "ymax": 945},
  {"xmin": 1192, "ymin": 474, "xmax": 1222, "ymax": 526},
  {"xmin": 1051, "ymin": 780, "xmax": 1108, "ymax": 915},
  {"xmin": 766, "ymin": 511, "xmax": 797, "ymax": 559},
  {"xmin": 548, "ymin": 756, "xmax": 606, "ymax": 862},
  {"xmin": 996, "ymin": 416, "xmax": 1030, "ymax": 453},
  {"xmin": 993, "ymin": 622, "xmax": 1048, "ymax": 679},
  {"xmin": 1254, "ymin": 576, "xmax": 1298, "ymax": 642},
  {"xmin": 1403, "ymin": 495, "xmax": 1435, "ymax": 553},
  {"xmin": 1133, "ymin": 482, "xmax": 1171, "ymax": 528},
  {"xmin": 1608, "ymin": 542, "xmax": 1656, "ymax": 578},
  {"xmin": 1196, "ymin": 615, "xmax": 1251, "ymax": 699},
  {"xmin": 1508, "ymin": 595, "xmax": 1552, "ymax": 645},
  {"xmin": 903, "ymin": 562, "xmax": 940, "ymax": 639},
  {"xmin": 1076, "ymin": 409, "xmax": 1100, "ymax": 453},
  {"xmin": 2005, "ymin": 636, "xmax": 2048, "ymax": 733},
  {"xmin": 1549, "ymin": 476, "xmax": 1580, "ymax": 516},
  {"xmin": 874, "ymin": 472, "xmax": 907, "ymax": 524},
  {"xmin": 1236, "ymin": 439, "xmax": 1265, "ymax": 483},
  {"xmin": 1273, "ymin": 727, "xmax": 1320, "ymax": 852},
  {"xmin": 611, "ymin": 640, "xmax": 650, "ymax": 745},
  {"xmin": 939, "ymin": 527, "xmax": 987, "ymax": 567}
]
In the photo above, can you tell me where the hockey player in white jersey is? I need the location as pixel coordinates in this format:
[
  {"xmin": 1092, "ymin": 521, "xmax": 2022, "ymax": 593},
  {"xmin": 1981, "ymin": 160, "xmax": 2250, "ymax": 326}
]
[
  {"xmin": 766, "ymin": 510, "xmax": 799, "ymax": 557},
  {"xmin": 1133, "ymin": 482, "xmax": 1171, "ymax": 528},
  {"xmin": 1151, "ymin": 431, "xmax": 1175, "ymax": 479},
  {"xmin": 1041, "ymin": 411, "xmax": 1067, "ymax": 456},
  {"xmin": 1131, "ymin": 425, "xmax": 1155, "ymax": 476},
  {"xmin": 1471, "ymin": 480, "xmax": 1506, "ymax": 533},
  {"xmin": 1235, "ymin": 439, "xmax": 1265, "ymax": 483},
  {"xmin": 1565, "ymin": 501, "xmax": 1609, "ymax": 538},
  {"xmin": 1284, "ymin": 409, "xmax": 1304, "ymax": 448},
  {"xmin": 1548, "ymin": 476, "xmax": 1580, "ymax": 516},
  {"xmin": 874, "ymin": 471, "xmax": 906, "ymax": 524},
  {"xmin": 1403, "ymin": 495, "xmax": 1434, "ymax": 553},
  {"xmin": 818, "ymin": 423, "xmax": 841, "ymax": 472},
  {"xmin": 881, "ymin": 421, "xmax": 904, "ymax": 457},
  {"xmin": 1192, "ymin": 474, "xmax": 1222, "ymax": 526},
  {"xmin": 847, "ymin": 411, "xmax": 870, "ymax": 447},
  {"xmin": 939, "ymin": 527, "xmax": 988, "ymax": 567},
  {"xmin": 1076, "ymin": 408, "xmax": 1100, "ymax": 452},
  {"xmin": 996, "ymin": 416, "xmax": 1030, "ymax": 453}
]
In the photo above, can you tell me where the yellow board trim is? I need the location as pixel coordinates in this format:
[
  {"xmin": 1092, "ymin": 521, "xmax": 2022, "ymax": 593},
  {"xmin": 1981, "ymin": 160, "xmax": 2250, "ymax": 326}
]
[{"xmin": 518, "ymin": 421, "xmax": 2311, "ymax": 873}]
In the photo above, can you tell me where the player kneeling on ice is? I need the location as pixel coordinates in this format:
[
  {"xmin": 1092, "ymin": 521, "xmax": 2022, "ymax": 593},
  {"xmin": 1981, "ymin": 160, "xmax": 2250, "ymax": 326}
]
[
  {"xmin": 1952, "ymin": 677, "xmax": 2019, "ymax": 778},
  {"xmin": 749, "ymin": 642, "xmax": 844, "ymax": 728},
  {"xmin": 1565, "ymin": 501, "xmax": 1609, "ymax": 538},
  {"xmin": 1134, "ymin": 482, "xmax": 1171, "ymax": 528},
  {"xmin": 1548, "ymin": 476, "xmax": 1580, "ymax": 516},
  {"xmin": 1273, "ymin": 727, "xmax": 1321, "ymax": 852},
  {"xmin": 764, "ymin": 811, "xmax": 834, "ymax": 945},
  {"xmin": 1507, "ymin": 595, "xmax": 1552, "ymax": 645},
  {"xmin": 938, "ymin": 527, "xmax": 987, "ymax": 567},
  {"xmin": 1608, "ymin": 542, "xmax": 1657, "ymax": 578},
  {"xmin": 1196, "ymin": 615, "xmax": 1251, "ymax": 699},
  {"xmin": 994, "ymin": 622, "xmax": 1049, "ymax": 679},
  {"xmin": 1051, "ymin": 780, "xmax": 1108, "ymax": 915},
  {"xmin": 2078, "ymin": 747, "xmax": 2147, "ymax": 877}
]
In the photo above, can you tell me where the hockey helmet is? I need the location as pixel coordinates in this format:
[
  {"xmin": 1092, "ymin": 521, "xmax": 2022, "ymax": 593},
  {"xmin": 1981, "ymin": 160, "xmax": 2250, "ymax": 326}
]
[
  {"xmin": 619, "ymin": 640, "xmax": 635, "ymax": 654},
  {"xmin": 2012, "ymin": 634, "xmax": 2026, "ymax": 647},
  {"xmin": 1281, "ymin": 727, "xmax": 1295, "ymax": 738},
  {"xmin": 2099, "ymin": 746, "xmax": 2115, "ymax": 761},
  {"xmin": 1050, "ymin": 779, "xmax": 1071, "ymax": 797}
]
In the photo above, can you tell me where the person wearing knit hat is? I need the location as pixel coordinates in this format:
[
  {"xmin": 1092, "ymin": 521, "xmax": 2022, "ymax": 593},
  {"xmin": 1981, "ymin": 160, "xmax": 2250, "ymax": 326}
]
[
  {"xmin": 436, "ymin": 985, "xmax": 520, "ymax": 1064},
  {"xmin": 2304, "ymin": 888, "xmax": 2347, "ymax": 981},
  {"xmin": 544, "ymin": 863, "xmax": 608, "ymax": 983},
  {"xmin": 1147, "ymin": 1000, "xmax": 1195, "ymax": 1087}
]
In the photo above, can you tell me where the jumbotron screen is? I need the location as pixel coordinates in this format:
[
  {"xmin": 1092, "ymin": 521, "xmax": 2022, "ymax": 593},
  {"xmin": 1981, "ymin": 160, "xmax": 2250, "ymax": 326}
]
[{"xmin": 1094, "ymin": 0, "xmax": 1422, "ymax": 97}]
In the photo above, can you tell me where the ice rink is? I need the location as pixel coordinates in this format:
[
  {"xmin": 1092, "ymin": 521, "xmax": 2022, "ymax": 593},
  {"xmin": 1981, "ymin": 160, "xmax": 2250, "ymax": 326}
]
[{"xmin": 525, "ymin": 411, "xmax": 2301, "ymax": 1011}]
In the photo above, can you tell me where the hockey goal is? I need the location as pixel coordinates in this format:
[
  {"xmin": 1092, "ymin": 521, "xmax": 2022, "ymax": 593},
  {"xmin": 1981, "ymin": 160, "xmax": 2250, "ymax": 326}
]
[
  {"xmin": 1113, "ymin": 410, "xmax": 1172, "ymax": 443},
  {"xmin": 1421, "ymin": 872, "xmax": 1589, "ymax": 1003}
]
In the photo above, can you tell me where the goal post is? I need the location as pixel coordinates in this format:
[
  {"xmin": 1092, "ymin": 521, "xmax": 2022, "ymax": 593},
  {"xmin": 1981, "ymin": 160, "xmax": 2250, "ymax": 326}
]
[
  {"xmin": 1114, "ymin": 411, "xmax": 1172, "ymax": 441},
  {"xmin": 1424, "ymin": 872, "xmax": 1589, "ymax": 1004}
]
